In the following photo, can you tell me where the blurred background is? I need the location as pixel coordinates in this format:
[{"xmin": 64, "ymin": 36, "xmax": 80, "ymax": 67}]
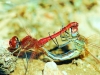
[
  {"xmin": 0, "ymin": 0, "xmax": 100, "ymax": 39},
  {"xmin": 0, "ymin": 0, "xmax": 100, "ymax": 75}
]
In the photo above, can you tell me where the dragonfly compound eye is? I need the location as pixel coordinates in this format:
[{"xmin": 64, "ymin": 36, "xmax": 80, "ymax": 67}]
[{"xmin": 9, "ymin": 36, "xmax": 20, "ymax": 49}]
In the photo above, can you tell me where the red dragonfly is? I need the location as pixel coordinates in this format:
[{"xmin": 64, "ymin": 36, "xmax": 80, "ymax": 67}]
[{"xmin": 8, "ymin": 22, "xmax": 78, "ymax": 58}]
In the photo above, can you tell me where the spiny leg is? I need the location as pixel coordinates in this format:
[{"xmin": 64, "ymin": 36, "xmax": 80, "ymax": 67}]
[
  {"xmin": 15, "ymin": 49, "xmax": 29, "ymax": 75},
  {"xmin": 60, "ymin": 25, "xmax": 71, "ymax": 41},
  {"xmin": 59, "ymin": 26, "xmax": 73, "ymax": 48},
  {"xmin": 48, "ymin": 32, "xmax": 59, "ymax": 47},
  {"xmin": 48, "ymin": 31, "xmax": 71, "ymax": 48},
  {"xmin": 24, "ymin": 51, "xmax": 29, "ymax": 75},
  {"xmin": 10, "ymin": 47, "xmax": 22, "ymax": 62}
]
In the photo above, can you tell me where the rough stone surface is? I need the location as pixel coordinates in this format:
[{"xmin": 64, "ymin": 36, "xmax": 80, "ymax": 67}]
[
  {"xmin": 43, "ymin": 61, "xmax": 67, "ymax": 75},
  {"xmin": 0, "ymin": 40, "xmax": 16, "ymax": 74}
]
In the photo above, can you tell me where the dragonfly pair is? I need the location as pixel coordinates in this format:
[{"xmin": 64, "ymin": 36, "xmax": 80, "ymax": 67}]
[
  {"xmin": 8, "ymin": 22, "xmax": 82, "ymax": 61},
  {"xmin": 7, "ymin": 22, "xmax": 100, "ymax": 75}
]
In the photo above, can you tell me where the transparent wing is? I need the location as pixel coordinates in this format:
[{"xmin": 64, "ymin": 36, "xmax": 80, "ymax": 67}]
[{"xmin": 84, "ymin": 34, "xmax": 100, "ymax": 73}]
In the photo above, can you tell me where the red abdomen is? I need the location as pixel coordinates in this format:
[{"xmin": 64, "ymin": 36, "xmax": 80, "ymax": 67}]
[{"xmin": 38, "ymin": 22, "xmax": 78, "ymax": 46}]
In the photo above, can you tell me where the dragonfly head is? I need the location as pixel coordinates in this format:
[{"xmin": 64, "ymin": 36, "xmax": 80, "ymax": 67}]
[
  {"xmin": 70, "ymin": 23, "xmax": 78, "ymax": 37},
  {"xmin": 9, "ymin": 36, "xmax": 20, "ymax": 49}
]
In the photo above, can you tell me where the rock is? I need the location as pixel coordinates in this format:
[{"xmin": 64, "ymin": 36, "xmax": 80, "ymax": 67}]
[
  {"xmin": 43, "ymin": 61, "xmax": 67, "ymax": 75},
  {"xmin": 0, "ymin": 40, "xmax": 16, "ymax": 74}
]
